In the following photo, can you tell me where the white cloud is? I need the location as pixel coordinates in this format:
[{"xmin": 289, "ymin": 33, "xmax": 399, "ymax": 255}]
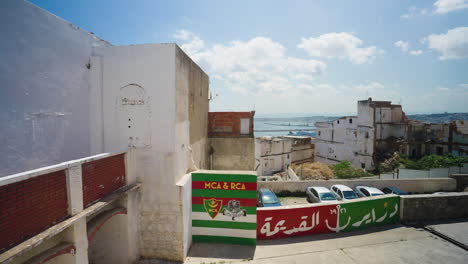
[
  {"xmin": 435, "ymin": 83, "xmax": 468, "ymax": 93},
  {"xmin": 173, "ymin": 29, "xmax": 193, "ymax": 40},
  {"xmin": 175, "ymin": 31, "xmax": 404, "ymax": 113},
  {"xmin": 409, "ymin": 50, "xmax": 423, "ymax": 55},
  {"xmin": 434, "ymin": 0, "xmax": 468, "ymax": 14},
  {"xmin": 394, "ymin": 41, "xmax": 409, "ymax": 52},
  {"xmin": 394, "ymin": 40, "xmax": 424, "ymax": 55},
  {"xmin": 181, "ymin": 36, "xmax": 205, "ymax": 55},
  {"xmin": 174, "ymin": 29, "xmax": 205, "ymax": 55},
  {"xmin": 297, "ymin": 32, "xmax": 383, "ymax": 64},
  {"xmin": 401, "ymin": 6, "xmax": 430, "ymax": 19},
  {"xmin": 426, "ymin": 27, "xmax": 468, "ymax": 60},
  {"xmin": 177, "ymin": 31, "xmax": 326, "ymax": 94}
]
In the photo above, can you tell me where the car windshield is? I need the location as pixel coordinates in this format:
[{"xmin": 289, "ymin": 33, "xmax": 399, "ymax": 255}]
[
  {"xmin": 343, "ymin": 190, "xmax": 357, "ymax": 199},
  {"xmin": 320, "ymin": 193, "xmax": 336, "ymax": 201},
  {"xmin": 262, "ymin": 193, "xmax": 279, "ymax": 204}
]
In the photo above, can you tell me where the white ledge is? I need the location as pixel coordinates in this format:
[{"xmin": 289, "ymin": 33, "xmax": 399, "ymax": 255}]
[{"xmin": 0, "ymin": 148, "xmax": 130, "ymax": 187}]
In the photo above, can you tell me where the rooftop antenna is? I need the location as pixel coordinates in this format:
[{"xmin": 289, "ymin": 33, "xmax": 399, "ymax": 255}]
[{"xmin": 209, "ymin": 92, "xmax": 219, "ymax": 101}]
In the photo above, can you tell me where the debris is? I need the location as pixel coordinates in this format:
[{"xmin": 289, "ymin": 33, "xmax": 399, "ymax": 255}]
[{"xmin": 291, "ymin": 161, "xmax": 335, "ymax": 180}]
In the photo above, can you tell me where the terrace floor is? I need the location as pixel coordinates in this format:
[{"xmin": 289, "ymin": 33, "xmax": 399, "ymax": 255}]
[{"xmin": 181, "ymin": 220, "xmax": 468, "ymax": 264}]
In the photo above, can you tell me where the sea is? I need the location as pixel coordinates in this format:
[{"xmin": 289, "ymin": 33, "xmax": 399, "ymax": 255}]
[
  {"xmin": 254, "ymin": 116, "xmax": 337, "ymax": 137},
  {"xmin": 253, "ymin": 112, "xmax": 468, "ymax": 137}
]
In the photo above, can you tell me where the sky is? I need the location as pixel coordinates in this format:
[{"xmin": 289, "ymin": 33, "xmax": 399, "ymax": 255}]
[{"xmin": 30, "ymin": 0, "xmax": 468, "ymax": 116}]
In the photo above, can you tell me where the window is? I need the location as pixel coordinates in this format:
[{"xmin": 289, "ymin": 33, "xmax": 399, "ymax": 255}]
[
  {"xmin": 361, "ymin": 163, "xmax": 365, "ymax": 169},
  {"xmin": 365, "ymin": 132, "xmax": 369, "ymax": 138},
  {"xmin": 240, "ymin": 118, "xmax": 250, "ymax": 135},
  {"xmin": 318, "ymin": 131, "xmax": 321, "ymax": 136},
  {"xmin": 349, "ymin": 118, "xmax": 353, "ymax": 124}
]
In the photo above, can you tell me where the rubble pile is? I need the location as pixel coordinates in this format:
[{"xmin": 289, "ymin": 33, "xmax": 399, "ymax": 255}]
[{"xmin": 291, "ymin": 161, "xmax": 335, "ymax": 180}]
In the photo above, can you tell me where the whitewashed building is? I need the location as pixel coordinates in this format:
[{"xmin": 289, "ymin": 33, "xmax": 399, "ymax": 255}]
[
  {"xmin": 315, "ymin": 98, "xmax": 406, "ymax": 170},
  {"xmin": 315, "ymin": 98, "xmax": 468, "ymax": 171}
]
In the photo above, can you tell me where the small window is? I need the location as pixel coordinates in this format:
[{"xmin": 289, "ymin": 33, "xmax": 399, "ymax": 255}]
[
  {"xmin": 240, "ymin": 118, "xmax": 250, "ymax": 135},
  {"xmin": 365, "ymin": 132, "xmax": 369, "ymax": 138},
  {"xmin": 349, "ymin": 119, "xmax": 352, "ymax": 124},
  {"xmin": 318, "ymin": 131, "xmax": 321, "ymax": 136},
  {"xmin": 361, "ymin": 163, "xmax": 365, "ymax": 169}
]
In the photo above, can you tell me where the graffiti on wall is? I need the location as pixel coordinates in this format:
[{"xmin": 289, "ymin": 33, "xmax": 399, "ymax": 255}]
[
  {"xmin": 192, "ymin": 172, "xmax": 257, "ymax": 245},
  {"xmin": 257, "ymin": 196, "xmax": 400, "ymax": 240}
]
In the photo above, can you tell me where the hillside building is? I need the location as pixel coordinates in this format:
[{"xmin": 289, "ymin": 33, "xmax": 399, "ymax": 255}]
[{"xmin": 315, "ymin": 98, "xmax": 468, "ymax": 170}]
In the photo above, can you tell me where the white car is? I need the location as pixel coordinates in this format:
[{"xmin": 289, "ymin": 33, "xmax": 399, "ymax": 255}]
[
  {"xmin": 306, "ymin": 186, "xmax": 338, "ymax": 203},
  {"xmin": 330, "ymin": 184, "xmax": 358, "ymax": 200},
  {"xmin": 355, "ymin": 186, "xmax": 384, "ymax": 197}
]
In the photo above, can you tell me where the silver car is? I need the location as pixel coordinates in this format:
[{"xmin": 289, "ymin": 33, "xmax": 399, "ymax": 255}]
[
  {"xmin": 330, "ymin": 184, "xmax": 358, "ymax": 200},
  {"xmin": 306, "ymin": 186, "xmax": 338, "ymax": 203},
  {"xmin": 355, "ymin": 186, "xmax": 384, "ymax": 197}
]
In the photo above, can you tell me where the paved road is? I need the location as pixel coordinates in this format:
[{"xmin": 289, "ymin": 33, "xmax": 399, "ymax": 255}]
[
  {"xmin": 185, "ymin": 223, "xmax": 468, "ymax": 264},
  {"xmin": 426, "ymin": 218, "xmax": 468, "ymax": 247}
]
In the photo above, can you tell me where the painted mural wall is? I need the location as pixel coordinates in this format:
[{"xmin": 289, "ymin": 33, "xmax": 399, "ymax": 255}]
[
  {"xmin": 192, "ymin": 172, "xmax": 257, "ymax": 245},
  {"xmin": 257, "ymin": 195, "xmax": 399, "ymax": 240}
]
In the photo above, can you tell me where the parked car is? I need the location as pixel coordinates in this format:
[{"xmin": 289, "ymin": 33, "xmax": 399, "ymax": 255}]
[
  {"xmin": 382, "ymin": 186, "xmax": 408, "ymax": 195},
  {"xmin": 330, "ymin": 184, "xmax": 358, "ymax": 200},
  {"xmin": 257, "ymin": 188, "xmax": 282, "ymax": 207},
  {"xmin": 355, "ymin": 186, "xmax": 385, "ymax": 197},
  {"xmin": 306, "ymin": 186, "xmax": 338, "ymax": 203}
]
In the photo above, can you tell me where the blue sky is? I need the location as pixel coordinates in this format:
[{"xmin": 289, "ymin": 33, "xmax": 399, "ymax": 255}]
[{"xmin": 31, "ymin": 0, "xmax": 468, "ymax": 115}]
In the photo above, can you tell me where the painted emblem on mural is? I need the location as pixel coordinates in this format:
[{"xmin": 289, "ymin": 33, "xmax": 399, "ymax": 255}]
[
  {"xmin": 222, "ymin": 200, "xmax": 247, "ymax": 220},
  {"xmin": 203, "ymin": 198, "xmax": 223, "ymax": 219}
]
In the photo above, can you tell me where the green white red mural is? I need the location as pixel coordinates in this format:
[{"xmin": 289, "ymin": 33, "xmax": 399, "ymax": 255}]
[
  {"xmin": 191, "ymin": 171, "xmax": 400, "ymax": 243},
  {"xmin": 257, "ymin": 196, "xmax": 400, "ymax": 240},
  {"xmin": 192, "ymin": 172, "xmax": 257, "ymax": 245}
]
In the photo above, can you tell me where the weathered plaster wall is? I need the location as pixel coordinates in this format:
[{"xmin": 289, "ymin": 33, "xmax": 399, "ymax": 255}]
[
  {"xmin": 315, "ymin": 113, "xmax": 373, "ymax": 170},
  {"xmin": 0, "ymin": 0, "xmax": 111, "ymax": 177},
  {"xmin": 90, "ymin": 44, "xmax": 204, "ymax": 261},
  {"xmin": 255, "ymin": 138, "xmax": 291, "ymax": 175},
  {"xmin": 176, "ymin": 173, "xmax": 192, "ymax": 258},
  {"xmin": 211, "ymin": 138, "xmax": 255, "ymax": 171},
  {"xmin": 175, "ymin": 46, "xmax": 209, "ymax": 170},
  {"xmin": 88, "ymin": 213, "xmax": 128, "ymax": 264},
  {"xmin": 400, "ymin": 193, "xmax": 468, "ymax": 223}
]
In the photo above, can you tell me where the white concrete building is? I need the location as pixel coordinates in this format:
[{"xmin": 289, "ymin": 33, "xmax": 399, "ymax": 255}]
[
  {"xmin": 315, "ymin": 98, "xmax": 405, "ymax": 170},
  {"xmin": 0, "ymin": 0, "xmax": 209, "ymax": 261},
  {"xmin": 255, "ymin": 137, "xmax": 293, "ymax": 176}
]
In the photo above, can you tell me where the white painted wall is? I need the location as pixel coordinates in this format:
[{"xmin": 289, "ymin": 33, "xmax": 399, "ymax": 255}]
[
  {"xmin": 315, "ymin": 114, "xmax": 373, "ymax": 170},
  {"xmin": 255, "ymin": 137, "xmax": 292, "ymax": 175},
  {"xmin": 0, "ymin": 0, "xmax": 111, "ymax": 177},
  {"xmin": 90, "ymin": 44, "xmax": 208, "ymax": 261}
]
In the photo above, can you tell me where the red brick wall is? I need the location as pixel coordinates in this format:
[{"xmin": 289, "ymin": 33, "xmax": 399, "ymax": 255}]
[
  {"xmin": 0, "ymin": 171, "xmax": 69, "ymax": 252},
  {"xmin": 208, "ymin": 112, "xmax": 254, "ymax": 137},
  {"xmin": 82, "ymin": 154, "xmax": 126, "ymax": 207}
]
